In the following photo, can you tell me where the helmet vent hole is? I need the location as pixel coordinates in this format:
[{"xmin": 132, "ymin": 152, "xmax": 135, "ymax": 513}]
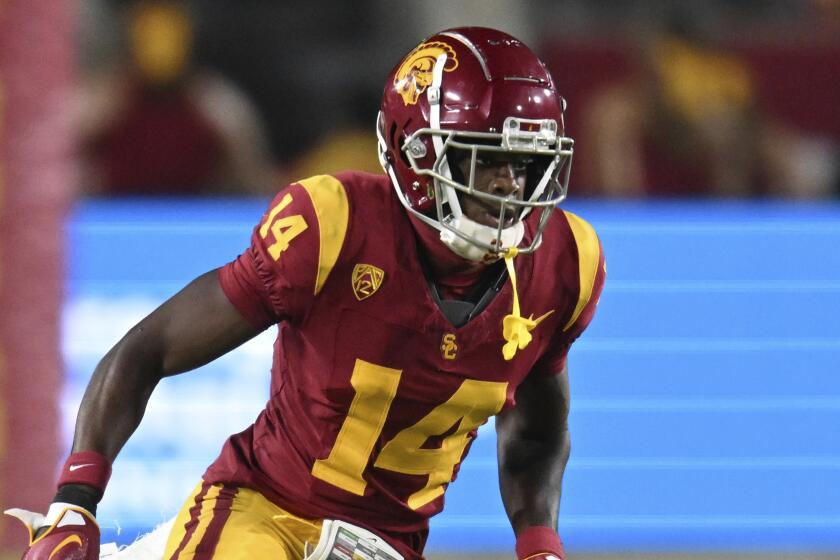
[{"xmin": 389, "ymin": 122, "xmax": 398, "ymax": 150}]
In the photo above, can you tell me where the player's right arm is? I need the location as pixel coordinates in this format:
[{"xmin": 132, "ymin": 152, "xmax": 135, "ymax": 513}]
[
  {"xmin": 74, "ymin": 268, "xmax": 262, "ymax": 461},
  {"xmin": 8, "ymin": 176, "xmax": 345, "ymax": 558},
  {"xmin": 73, "ymin": 173, "xmax": 343, "ymax": 478},
  {"xmin": 5, "ymin": 269, "xmax": 264, "ymax": 559}
]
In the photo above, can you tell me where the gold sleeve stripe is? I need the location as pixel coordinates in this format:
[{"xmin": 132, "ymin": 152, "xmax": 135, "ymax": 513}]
[
  {"xmin": 562, "ymin": 211, "xmax": 601, "ymax": 332},
  {"xmin": 299, "ymin": 175, "xmax": 350, "ymax": 295}
]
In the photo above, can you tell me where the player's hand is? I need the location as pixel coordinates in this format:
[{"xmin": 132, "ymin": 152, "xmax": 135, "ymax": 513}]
[
  {"xmin": 515, "ymin": 526, "xmax": 565, "ymax": 560},
  {"xmin": 5, "ymin": 503, "xmax": 100, "ymax": 560}
]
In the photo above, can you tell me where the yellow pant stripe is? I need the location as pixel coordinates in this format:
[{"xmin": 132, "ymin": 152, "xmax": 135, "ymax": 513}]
[
  {"xmin": 164, "ymin": 482, "xmax": 323, "ymax": 560},
  {"xmin": 165, "ymin": 483, "xmax": 221, "ymax": 559}
]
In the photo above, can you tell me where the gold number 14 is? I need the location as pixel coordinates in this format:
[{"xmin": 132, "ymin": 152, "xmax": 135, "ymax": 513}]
[
  {"xmin": 311, "ymin": 359, "xmax": 507, "ymax": 509},
  {"xmin": 259, "ymin": 193, "xmax": 308, "ymax": 261}
]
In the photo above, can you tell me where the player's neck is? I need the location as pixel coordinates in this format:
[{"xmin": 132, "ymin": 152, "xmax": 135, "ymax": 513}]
[{"xmin": 408, "ymin": 213, "xmax": 488, "ymax": 281}]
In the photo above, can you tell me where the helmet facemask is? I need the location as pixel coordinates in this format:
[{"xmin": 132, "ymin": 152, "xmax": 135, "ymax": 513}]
[{"xmin": 381, "ymin": 114, "xmax": 573, "ymax": 261}]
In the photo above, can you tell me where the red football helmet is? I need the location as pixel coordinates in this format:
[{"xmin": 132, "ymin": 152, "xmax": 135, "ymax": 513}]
[{"xmin": 377, "ymin": 27, "xmax": 573, "ymax": 260}]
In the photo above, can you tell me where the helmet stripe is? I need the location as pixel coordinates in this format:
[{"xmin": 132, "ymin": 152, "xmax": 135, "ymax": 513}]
[
  {"xmin": 428, "ymin": 52, "xmax": 462, "ymax": 219},
  {"xmin": 439, "ymin": 30, "xmax": 491, "ymax": 81}
]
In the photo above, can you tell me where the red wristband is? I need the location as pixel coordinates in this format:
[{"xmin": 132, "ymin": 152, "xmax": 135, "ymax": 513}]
[
  {"xmin": 515, "ymin": 526, "xmax": 565, "ymax": 560},
  {"xmin": 57, "ymin": 451, "xmax": 112, "ymax": 494}
]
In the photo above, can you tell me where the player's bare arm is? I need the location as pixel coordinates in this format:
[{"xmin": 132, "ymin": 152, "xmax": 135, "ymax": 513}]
[
  {"xmin": 4, "ymin": 270, "xmax": 262, "ymax": 559},
  {"xmin": 497, "ymin": 365, "xmax": 571, "ymax": 556},
  {"xmin": 73, "ymin": 269, "xmax": 262, "ymax": 460}
]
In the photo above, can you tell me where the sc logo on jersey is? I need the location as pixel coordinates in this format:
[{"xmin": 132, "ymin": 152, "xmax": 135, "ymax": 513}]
[{"xmin": 440, "ymin": 333, "xmax": 458, "ymax": 360}]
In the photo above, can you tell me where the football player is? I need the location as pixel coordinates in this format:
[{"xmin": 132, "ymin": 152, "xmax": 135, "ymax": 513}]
[{"xmin": 7, "ymin": 27, "xmax": 604, "ymax": 560}]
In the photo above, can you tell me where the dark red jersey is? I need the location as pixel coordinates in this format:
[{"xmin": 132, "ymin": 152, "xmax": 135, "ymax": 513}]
[{"xmin": 205, "ymin": 171, "xmax": 605, "ymax": 557}]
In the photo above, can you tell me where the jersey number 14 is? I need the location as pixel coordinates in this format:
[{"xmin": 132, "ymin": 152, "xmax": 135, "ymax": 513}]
[
  {"xmin": 312, "ymin": 359, "xmax": 507, "ymax": 510},
  {"xmin": 259, "ymin": 192, "xmax": 308, "ymax": 260}
]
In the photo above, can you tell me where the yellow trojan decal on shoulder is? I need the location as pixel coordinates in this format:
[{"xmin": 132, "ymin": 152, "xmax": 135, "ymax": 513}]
[
  {"xmin": 352, "ymin": 264, "xmax": 385, "ymax": 301},
  {"xmin": 394, "ymin": 41, "xmax": 458, "ymax": 106}
]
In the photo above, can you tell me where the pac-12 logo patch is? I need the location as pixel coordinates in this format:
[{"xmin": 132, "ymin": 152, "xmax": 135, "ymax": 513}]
[
  {"xmin": 394, "ymin": 40, "xmax": 458, "ymax": 106},
  {"xmin": 441, "ymin": 333, "xmax": 458, "ymax": 360},
  {"xmin": 352, "ymin": 264, "xmax": 385, "ymax": 301}
]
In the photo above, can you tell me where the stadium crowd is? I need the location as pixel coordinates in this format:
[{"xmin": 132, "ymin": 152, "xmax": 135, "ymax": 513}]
[{"xmin": 77, "ymin": 0, "xmax": 839, "ymax": 199}]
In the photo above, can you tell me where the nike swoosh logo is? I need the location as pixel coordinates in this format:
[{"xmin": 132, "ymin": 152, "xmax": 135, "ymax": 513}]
[
  {"xmin": 68, "ymin": 463, "xmax": 95, "ymax": 472},
  {"xmin": 48, "ymin": 534, "xmax": 82, "ymax": 560}
]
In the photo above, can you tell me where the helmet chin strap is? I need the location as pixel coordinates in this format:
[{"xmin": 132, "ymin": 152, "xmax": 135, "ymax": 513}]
[{"xmin": 439, "ymin": 216, "xmax": 525, "ymax": 261}]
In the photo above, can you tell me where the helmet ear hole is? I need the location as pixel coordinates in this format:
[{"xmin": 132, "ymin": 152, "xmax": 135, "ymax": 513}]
[{"xmin": 388, "ymin": 122, "xmax": 398, "ymax": 151}]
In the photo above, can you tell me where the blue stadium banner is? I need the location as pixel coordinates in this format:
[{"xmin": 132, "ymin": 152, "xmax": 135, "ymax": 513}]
[{"xmin": 65, "ymin": 198, "xmax": 840, "ymax": 554}]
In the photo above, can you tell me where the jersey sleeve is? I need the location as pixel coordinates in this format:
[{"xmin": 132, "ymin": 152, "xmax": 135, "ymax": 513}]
[
  {"xmin": 531, "ymin": 212, "xmax": 606, "ymax": 375},
  {"xmin": 218, "ymin": 175, "xmax": 350, "ymax": 328}
]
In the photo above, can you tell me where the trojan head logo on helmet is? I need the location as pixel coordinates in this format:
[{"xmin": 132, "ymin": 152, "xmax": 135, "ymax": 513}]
[
  {"xmin": 377, "ymin": 27, "xmax": 574, "ymax": 262},
  {"xmin": 394, "ymin": 41, "xmax": 459, "ymax": 106}
]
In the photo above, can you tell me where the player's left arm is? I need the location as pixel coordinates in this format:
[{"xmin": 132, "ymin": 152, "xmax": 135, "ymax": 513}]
[
  {"xmin": 496, "ymin": 364, "xmax": 571, "ymax": 560},
  {"xmin": 496, "ymin": 212, "xmax": 606, "ymax": 560}
]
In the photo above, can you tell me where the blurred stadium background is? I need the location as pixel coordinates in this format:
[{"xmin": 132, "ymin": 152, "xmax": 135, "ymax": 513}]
[{"xmin": 1, "ymin": 0, "xmax": 839, "ymax": 558}]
